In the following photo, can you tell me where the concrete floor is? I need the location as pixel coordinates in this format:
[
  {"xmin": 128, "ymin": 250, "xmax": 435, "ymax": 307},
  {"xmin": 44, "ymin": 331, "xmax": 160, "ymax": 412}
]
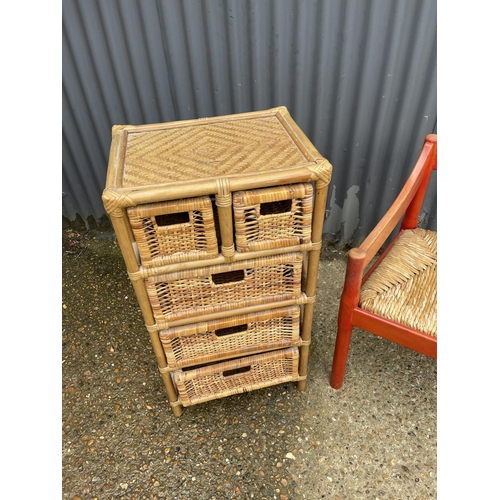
[{"xmin": 62, "ymin": 229, "xmax": 437, "ymax": 500}]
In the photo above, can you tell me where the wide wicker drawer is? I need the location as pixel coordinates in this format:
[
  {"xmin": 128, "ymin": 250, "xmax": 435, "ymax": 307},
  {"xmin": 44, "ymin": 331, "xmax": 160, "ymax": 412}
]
[
  {"xmin": 172, "ymin": 347, "xmax": 300, "ymax": 407},
  {"xmin": 233, "ymin": 183, "xmax": 313, "ymax": 252},
  {"xmin": 127, "ymin": 196, "xmax": 219, "ymax": 267},
  {"xmin": 160, "ymin": 306, "xmax": 301, "ymax": 370},
  {"xmin": 145, "ymin": 253, "xmax": 303, "ymax": 323}
]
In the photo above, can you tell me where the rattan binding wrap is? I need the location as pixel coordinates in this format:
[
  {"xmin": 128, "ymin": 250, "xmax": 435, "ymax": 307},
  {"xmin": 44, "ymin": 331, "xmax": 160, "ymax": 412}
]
[
  {"xmin": 160, "ymin": 306, "xmax": 301, "ymax": 369},
  {"xmin": 233, "ymin": 183, "xmax": 313, "ymax": 252},
  {"xmin": 127, "ymin": 196, "xmax": 218, "ymax": 267},
  {"xmin": 359, "ymin": 228, "xmax": 437, "ymax": 336},
  {"xmin": 172, "ymin": 347, "xmax": 300, "ymax": 406},
  {"xmin": 145, "ymin": 253, "xmax": 303, "ymax": 323}
]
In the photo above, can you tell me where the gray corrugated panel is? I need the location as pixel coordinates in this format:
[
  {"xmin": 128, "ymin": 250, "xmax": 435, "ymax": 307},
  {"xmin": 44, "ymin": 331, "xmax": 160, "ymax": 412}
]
[
  {"xmin": 319, "ymin": 0, "xmax": 437, "ymax": 245},
  {"xmin": 62, "ymin": 0, "xmax": 436, "ymax": 246}
]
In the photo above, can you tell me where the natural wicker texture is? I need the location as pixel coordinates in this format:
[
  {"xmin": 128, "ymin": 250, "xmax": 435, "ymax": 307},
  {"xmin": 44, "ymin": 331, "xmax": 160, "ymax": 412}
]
[
  {"xmin": 160, "ymin": 306, "xmax": 301, "ymax": 369},
  {"xmin": 127, "ymin": 196, "xmax": 218, "ymax": 267},
  {"xmin": 359, "ymin": 228, "xmax": 437, "ymax": 336},
  {"xmin": 102, "ymin": 107, "xmax": 332, "ymax": 414},
  {"xmin": 145, "ymin": 253, "xmax": 304, "ymax": 323},
  {"xmin": 122, "ymin": 116, "xmax": 309, "ymax": 187},
  {"xmin": 172, "ymin": 347, "xmax": 300, "ymax": 406},
  {"xmin": 233, "ymin": 183, "xmax": 313, "ymax": 252}
]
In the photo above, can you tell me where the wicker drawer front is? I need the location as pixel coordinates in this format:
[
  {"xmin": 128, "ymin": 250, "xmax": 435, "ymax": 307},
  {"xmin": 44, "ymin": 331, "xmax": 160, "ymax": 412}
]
[
  {"xmin": 127, "ymin": 196, "xmax": 218, "ymax": 267},
  {"xmin": 233, "ymin": 183, "xmax": 313, "ymax": 252},
  {"xmin": 173, "ymin": 347, "xmax": 299, "ymax": 406},
  {"xmin": 160, "ymin": 306, "xmax": 301, "ymax": 369},
  {"xmin": 145, "ymin": 253, "xmax": 303, "ymax": 323}
]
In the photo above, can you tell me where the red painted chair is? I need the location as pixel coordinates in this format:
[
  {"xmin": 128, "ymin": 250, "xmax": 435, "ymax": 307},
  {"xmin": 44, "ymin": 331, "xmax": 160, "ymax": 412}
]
[{"xmin": 330, "ymin": 134, "xmax": 437, "ymax": 389}]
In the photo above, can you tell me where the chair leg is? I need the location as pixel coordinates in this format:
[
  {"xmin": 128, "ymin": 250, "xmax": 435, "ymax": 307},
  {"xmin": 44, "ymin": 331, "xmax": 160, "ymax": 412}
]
[
  {"xmin": 330, "ymin": 248, "xmax": 366, "ymax": 389},
  {"xmin": 330, "ymin": 319, "xmax": 354, "ymax": 389}
]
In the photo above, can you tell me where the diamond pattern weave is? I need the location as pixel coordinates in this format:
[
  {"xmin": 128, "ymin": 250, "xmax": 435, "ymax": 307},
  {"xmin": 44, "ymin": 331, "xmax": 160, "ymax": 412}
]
[{"xmin": 122, "ymin": 116, "xmax": 308, "ymax": 186}]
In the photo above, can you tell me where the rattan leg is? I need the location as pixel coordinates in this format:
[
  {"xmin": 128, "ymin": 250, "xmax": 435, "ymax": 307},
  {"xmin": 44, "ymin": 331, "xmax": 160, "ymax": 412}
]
[
  {"xmin": 108, "ymin": 213, "xmax": 183, "ymax": 413},
  {"xmin": 298, "ymin": 245, "xmax": 321, "ymax": 391},
  {"xmin": 132, "ymin": 281, "xmax": 182, "ymax": 414},
  {"xmin": 297, "ymin": 179, "xmax": 329, "ymax": 391},
  {"xmin": 145, "ymin": 328, "xmax": 182, "ymax": 416}
]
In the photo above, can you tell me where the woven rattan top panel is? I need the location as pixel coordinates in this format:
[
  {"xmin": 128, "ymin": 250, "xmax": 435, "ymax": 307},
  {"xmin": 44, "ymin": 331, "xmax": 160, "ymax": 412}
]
[{"xmin": 112, "ymin": 107, "xmax": 319, "ymax": 188}]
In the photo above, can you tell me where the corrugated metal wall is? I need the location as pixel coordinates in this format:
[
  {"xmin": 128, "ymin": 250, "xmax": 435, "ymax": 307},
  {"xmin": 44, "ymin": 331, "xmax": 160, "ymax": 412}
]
[{"xmin": 62, "ymin": 0, "xmax": 436, "ymax": 246}]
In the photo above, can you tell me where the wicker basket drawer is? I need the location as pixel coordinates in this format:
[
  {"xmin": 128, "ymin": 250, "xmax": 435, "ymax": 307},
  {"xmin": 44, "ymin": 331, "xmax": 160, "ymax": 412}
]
[
  {"xmin": 172, "ymin": 347, "xmax": 300, "ymax": 406},
  {"xmin": 160, "ymin": 306, "xmax": 301, "ymax": 370},
  {"xmin": 145, "ymin": 253, "xmax": 303, "ymax": 323},
  {"xmin": 127, "ymin": 196, "xmax": 219, "ymax": 267},
  {"xmin": 232, "ymin": 183, "xmax": 313, "ymax": 252}
]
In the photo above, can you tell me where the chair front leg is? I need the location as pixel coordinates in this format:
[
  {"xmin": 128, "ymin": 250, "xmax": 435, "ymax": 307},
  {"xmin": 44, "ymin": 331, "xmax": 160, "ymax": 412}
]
[
  {"xmin": 330, "ymin": 248, "xmax": 366, "ymax": 389},
  {"xmin": 330, "ymin": 306, "xmax": 355, "ymax": 389}
]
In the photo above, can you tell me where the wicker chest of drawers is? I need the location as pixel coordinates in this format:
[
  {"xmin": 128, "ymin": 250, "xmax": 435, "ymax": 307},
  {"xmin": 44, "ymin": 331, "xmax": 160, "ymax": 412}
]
[{"xmin": 102, "ymin": 106, "xmax": 332, "ymax": 416}]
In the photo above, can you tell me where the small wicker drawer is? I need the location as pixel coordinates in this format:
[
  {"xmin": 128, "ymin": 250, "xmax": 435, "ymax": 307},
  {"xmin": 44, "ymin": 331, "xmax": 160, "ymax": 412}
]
[
  {"xmin": 145, "ymin": 253, "xmax": 303, "ymax": 323},
  {"xmin": 127, "ymin": 196, "xmax": 219, "ymax": 267},
  {"xmin": 172, "ymin": 347, "xmax": 300, "ymax": 407},
  {"xmin": 160, "ymin": 306, "xmax": 301, "ymax": 369},
  {"xmin": 233, "ymin": 183, "xmax": 314, "ymax": 252}
]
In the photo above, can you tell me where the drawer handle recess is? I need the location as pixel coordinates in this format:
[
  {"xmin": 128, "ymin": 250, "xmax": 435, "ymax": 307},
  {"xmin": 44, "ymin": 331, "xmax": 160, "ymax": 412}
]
[
  {"xmin": 215, "ymin": 324, "xmax": 248, "ymax": 337},
  {"xmin": 260, "ymin": 199, "xmax": 292, "ymax": 215},
  {"xmin": 222, "ymin": 366, "xmax": 252, "ymax": 377},
  {"xmin": 155, "ymin": 212, "xmax": 190, "ymax": 226},
  {"xmin": 212, "ymin": 269, "xmax": 245, "ymax": 285}
]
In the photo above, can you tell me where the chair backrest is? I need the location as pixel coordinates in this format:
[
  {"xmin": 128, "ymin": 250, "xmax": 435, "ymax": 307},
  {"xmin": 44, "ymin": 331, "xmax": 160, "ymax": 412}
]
[
  {"xmin": 358, "ymin": 134, "xmax": 437, "ymax": 266},
  {"xmin": 401, "ymin": 134, "xmax": 437, "ymax": 230}
]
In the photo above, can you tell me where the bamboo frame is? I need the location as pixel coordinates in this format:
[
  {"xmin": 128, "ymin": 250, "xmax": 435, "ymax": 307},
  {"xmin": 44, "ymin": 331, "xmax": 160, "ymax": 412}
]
[{"xmin": 102, "ymin": 107, "xmax": 332, "ymax": 415}]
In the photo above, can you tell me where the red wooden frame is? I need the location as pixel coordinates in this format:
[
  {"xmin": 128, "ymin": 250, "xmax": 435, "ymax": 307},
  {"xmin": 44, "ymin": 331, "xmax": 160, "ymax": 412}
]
[{"xmin": 330, "ymin": 134, "xmax": 437, "ymax": 389}]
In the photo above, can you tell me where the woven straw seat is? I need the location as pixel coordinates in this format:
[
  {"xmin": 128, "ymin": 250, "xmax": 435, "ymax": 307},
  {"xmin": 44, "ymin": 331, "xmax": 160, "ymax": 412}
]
[
  {"xmin": 359, "ymin": 228, "xmax": 437, "ymax": 337},
  {"xmin": 330, "ymin": 134, "xmax": 437, "ymax": 389}
]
